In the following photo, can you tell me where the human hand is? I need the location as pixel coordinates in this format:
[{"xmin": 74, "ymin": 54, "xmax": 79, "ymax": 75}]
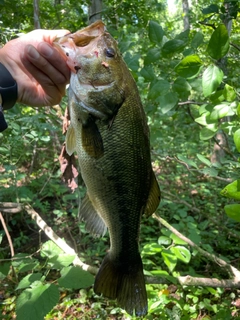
[{"xmin": 0, "ymin": 29, "xmax": 71, "ymax": 107}]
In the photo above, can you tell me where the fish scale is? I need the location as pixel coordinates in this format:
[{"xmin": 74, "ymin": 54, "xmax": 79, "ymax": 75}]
[{"xmin": 55, "ymin": 20, "xmax": 161, "ymax": 316}]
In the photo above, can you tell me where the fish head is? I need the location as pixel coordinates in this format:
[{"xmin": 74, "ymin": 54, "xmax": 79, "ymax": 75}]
[{"xmin": 54, "ymin": 21, "xmax": 126, "ymax": 108}]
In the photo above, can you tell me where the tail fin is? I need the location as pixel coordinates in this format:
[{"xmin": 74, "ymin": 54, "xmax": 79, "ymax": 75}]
[{"xmin": 94, "ymin": 253, "xmax": 148, "ymax": 316}]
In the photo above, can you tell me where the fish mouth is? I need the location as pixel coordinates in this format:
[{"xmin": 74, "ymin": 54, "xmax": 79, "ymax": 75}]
[
  {"xmin": 56, "ymin": 20, "xmax": 105, "ymax": 48},
  {"xmin": 73, "ymin": 78, "xmax": 115, "ymax": 91}
]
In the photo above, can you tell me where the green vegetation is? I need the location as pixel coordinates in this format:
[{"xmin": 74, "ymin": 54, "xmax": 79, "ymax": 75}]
[{"xmin": 1, "ymin": 0, "xmax": 240, "ymax": 319}]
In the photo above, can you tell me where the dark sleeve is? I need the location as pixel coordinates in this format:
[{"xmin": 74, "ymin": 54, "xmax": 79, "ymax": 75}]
[{"xmin": 0, "ymin": 62, "xmax": 18, "ymax": 132}]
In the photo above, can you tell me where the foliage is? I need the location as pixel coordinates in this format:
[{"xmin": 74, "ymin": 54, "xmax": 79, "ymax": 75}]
[{"xmin": 1, "ymin": 0, "xmax": 240, "ymax": 319}]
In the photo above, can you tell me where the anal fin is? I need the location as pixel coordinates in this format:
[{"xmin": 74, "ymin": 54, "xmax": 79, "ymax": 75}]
[{"xmin": 79, "ymin": 193, "xmax": 107, "ymax": 237}]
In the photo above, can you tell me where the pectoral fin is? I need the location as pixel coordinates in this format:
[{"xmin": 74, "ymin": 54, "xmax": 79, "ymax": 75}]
[
  {"xmin": 144, "ymin": 171, "xmax": 161, "ymax": 216},
  {"xmin": 79, "ymin": 193, "xmax": 107, "ymax": 237},
  {"xmin": 66, "ymin": 124, "xmax": 76, "ymax": 156},
  {"xmin": 82, "ymin": 117, "xmax": 104, "ymax": 159}
]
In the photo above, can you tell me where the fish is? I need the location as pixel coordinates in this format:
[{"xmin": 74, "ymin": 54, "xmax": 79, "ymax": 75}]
[{"xmin": 54, "ymin": 21, "xmax": 161, "ymax": 316}]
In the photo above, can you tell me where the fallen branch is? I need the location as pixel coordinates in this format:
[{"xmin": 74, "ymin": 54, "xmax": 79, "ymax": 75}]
[
  {"xmin": 2, "ymin": 202, "xmax": 240, "ymax": 288},
  {"xmin": 24, "ymin": 204, "xmax": 98, "ymax": 275}
]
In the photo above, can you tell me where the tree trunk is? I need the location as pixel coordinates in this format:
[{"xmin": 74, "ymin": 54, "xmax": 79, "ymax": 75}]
[
  {"xmin": 88, "ymin": 0, "xmax": 103, "ymax": 24},
  {"xmin": 182, "ymin": 0, "xmax": 190, "ymax": 30},
  {"xmin": 33, "ymin": 0, "xmax": 41, "ymax": 29}
]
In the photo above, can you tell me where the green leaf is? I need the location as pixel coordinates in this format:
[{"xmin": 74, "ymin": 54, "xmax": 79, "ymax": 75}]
[
  {"xmin": 223, "ymin": 84, "xmax": 236, "ymax": 102},
  {"xmin": 234, "ymin": 129, "xmax": 240, "ymax": 152},
  {"xmin": 148, "ymin": 79, "xmax": 170, "ymax": 100},
  {"xmin": 12, "ymin": 254, "xmax": 39, "ymax": 273},
  {"xmin": 159, "ymin": 92, "xmax": 178, "ymax": 114},
  {"xmin": 144, "ymin": 48, "xmax": 161, "ymax": 65},
  {"xmin": 158, "ymin": 236, "xmax": 171, "ymax": 245},
  {"xmin": 16, "ymin": 282, "xmax": 59, "ymax": 320},
  {"xmin": 221, "ymin": 180, "xmax": 240, "ymax": 200},
  {"xmin": 200, "ymin": 126, "xmax": 218, "ymax": 140},
  {"xmin": 162, "ymin": 39, "xmax": 186, "ymax": 55},
  {"xmin": 202, "ymin": 4, "xmax": 219, "ymax": 14},
  {"xmin": 207, "ymin": 24, "xmax": 230, "ymax": 60},
  {"xmin": 170, "ymin": 246, "xmax": 191, "ymax": 263},
  {"xmin": 58, "ymin": 266, "xmax": 94, "ymax": 289},
  {"xmin": 140, "ymin": 66, "xmax": 155, "ymax": 81},
  {"xmin": 172, "ymin": 77, "xmax": 191, "ymax": 100},
  {"xmin": 177, "ymin": 154, "xmax": 198, "ymax": 169},
  {"xmin": 196, "ymin": 154, "xmax": 211, "ymax": 167},
  {"xmin": 209, "ymin": 103, "xmax": 233, "ymax": 121},
  {"xmin": 202, "ymin": 65, "xmax": 223, "ymax": 97},
  {"xmin": 224, "ymin": 204, "xmax": 240, "ymax": 222},
  {"xmin": 148, "ymin": 21, "xmax": 164, "ymax": 45},
  {"xmin": 41, "ymin": 240, "xmax": 63, "ymax": 259},
  {"xmin": 0, "ymin": 262, "xmax": 11, "ymax": 281},
  {"xmin": 16, "ymin": 273, "xmax": 43, "ymax": 290},
  {"xmin": 170, "ymin": 233, "xmax": 187, "ymax": 245},
  {"xmin": 201, "ymin": 167, "xmax": 218, "ymax": 177},
  {"xmin": 161, "ymin": 249, "xmax": 177, "ymax": 272},
  {"xmin": 195, "ymin": 113, "xmax": 211, "ymax": 126},
  {"xmin": 48, "ymin": 254, "xmax": 75, "ymax": 269},
  {"xmin": 191, "ymin": 32, "xmax": 204, "ymax": 49},
  {"xmin": 124, "ymin": 52, "xmax": 140, "ymax": 72},
  {"xmin": 175, "ymin": 55, "xmax": 202, "ymax": 78}
]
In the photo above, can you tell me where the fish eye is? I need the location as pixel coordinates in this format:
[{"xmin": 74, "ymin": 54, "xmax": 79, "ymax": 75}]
[{"xmin": 105, "ymin": 47, "xmax": 115, "ymax": 58}]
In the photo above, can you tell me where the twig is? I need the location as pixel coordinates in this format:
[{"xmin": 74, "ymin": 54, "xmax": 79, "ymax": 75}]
[
  {"xmin": 178, "ymin": 100, "xmax": 205, "ymax": 106},
  {"xmin": 0, "ymin": 211, "xmax": 14, "ymax": 257},
  {"xmin": 230, "ymin": 42, "xmax": 240, "ymax": 52}
]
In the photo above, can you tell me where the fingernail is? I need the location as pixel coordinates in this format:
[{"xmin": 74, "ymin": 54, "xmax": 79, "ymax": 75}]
[
  {"xmin": 38, "ymin": 42, "xmax": 54, "ymax": 58},
  {"xmin": 27, "ymin": 45, "xmax": 40, "ymax": 59}
]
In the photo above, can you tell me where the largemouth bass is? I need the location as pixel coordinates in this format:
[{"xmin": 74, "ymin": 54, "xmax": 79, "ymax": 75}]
[{"xmin": 55, "ymin": 21, "xmax": 160, "ymax": 316}]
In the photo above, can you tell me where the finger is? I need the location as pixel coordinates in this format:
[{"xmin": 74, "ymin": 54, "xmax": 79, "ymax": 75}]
[
  {"xmin": 21, "ymin": 47, "xmax": 64, "ymax": 105},
  {"xmin": 37, "ymin": 42, "xmax": 70, "ymax": 83},
  {"xmin": 24, "ymin": 45, "xmax": 68, "ymax": 97}
]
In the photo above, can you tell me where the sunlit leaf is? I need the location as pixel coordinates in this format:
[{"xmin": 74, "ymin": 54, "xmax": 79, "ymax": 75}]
[
  {"xmin": 16, "ymin": 273, "xmax": 43, "ymax": 290},
  {"xmin": 224, "ymin": 204, "xmax": 240, "ymax": 222},
  {"xmin": 221, "ymin": 180, "xmax": 240, "ymax": 200},
  {"xmin": 202, "ymin": 65, "xmax": 223, "ymax": 97},
  {"xmin": 233, "ymin": 129, "xmax": 240, "ymax": 152},
  {"xmin": 161, "ymin": 250, "xmax": 177, "ymax": 272},
  {"xmin": 170, "ymin": 246, "xmax": 191, "ymax": 263},
  {"xmin": 223, "ymin": 84, "xmax": 236, "ymax": 102},
  {"xmin": 209, "ymin": 103, "xmax": 233, "ymax": 121},
  {"xmin": 207, "ymin": 24, "xmax": 229, "ymax": 60},
  {"xmin": 200, "ymin": 126, "xmax": 218, "ymax": 140},
  {"xmin": 175, "ymin": 55, "xmax": 202, "ymax": 78},
  {"xmin": 41, "ymin": 240, "xmax": 63, "ymax": 259}
]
